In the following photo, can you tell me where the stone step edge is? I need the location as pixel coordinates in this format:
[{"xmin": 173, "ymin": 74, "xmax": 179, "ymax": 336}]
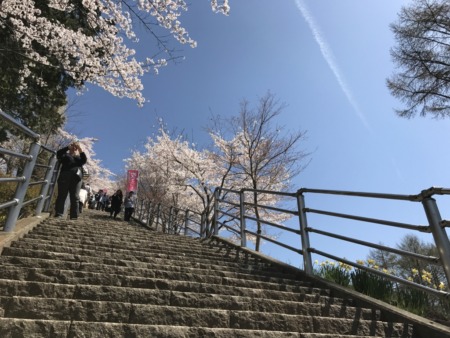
[
  {"xmin": 0, "ymin": 281, "xmax": 366, "ymax": 312},
  {"xmin": 0, "ymin": 263, "xmax": 314, "ymax": 289},
  {"xmin": 11, "ymin": 239, "xmax": 254, "ymax": 263},
  {"xmin": 1, "ymin": 296, "xmax": 403, "ymax": 328},
  {"xmin": 0, "ymin": 278, "xmax": 337, "ymax": 304},
  {"xmin": 1, "ymin": 247, "xmax": 299, "ymax": 278},
  {"xmin": 0, "ymin": 318, "xmax": 386, "ymax": 338},
  {"xmin": 2, "ymin": 256, "xmax": 312, "ymax": 293}
]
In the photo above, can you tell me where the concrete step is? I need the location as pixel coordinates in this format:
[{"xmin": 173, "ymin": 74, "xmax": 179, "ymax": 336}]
[
  {"xmin": 0, "ymin": 265, "xmax": 317, "ymax": 294},
  {"xmin": 0, "ymin": 275, "xmax": 341, "ymax": 306},
  {"xmin": 27, "ymin": 226, "xmax": 205, "ymax": 247},
  {"xmin": 2, "ymin": 244, "xmax": 267, "ymax": 273},
  {"xmin": 0, "ymin": 318, "xmax": 386, "ymax": 338},
  {"xmin": 34, "ymin": 221, "xmax": 196, "ymax": 243},
  {"xmin": 0, "ymin": 281, "xmax": 370, "ymax": 318},
  {"xmin": 11, "ymin": 237, "xmax": 267, "ymax": 266},
  {"xmin": 0, "ymin": 297, "xmax": 409, "ymax": 336},
  {"xmin": 0, "ymin": 255, "xmax": 311, "ymax": 288},
  {"xmin": 0, "ymin": 211, "xmax": 434, "ymax": 337},
  {"xmin": 1, "ymin": 246, "xmax": 302, "ymax": 285}
]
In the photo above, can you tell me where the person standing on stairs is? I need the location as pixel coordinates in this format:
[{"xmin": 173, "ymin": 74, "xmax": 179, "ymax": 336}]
[
  {"xmin": 110, "ymin": 189, "xmax": 123, "ymax": 219},
  {"xmin": 54, "ymin": 141, "xmax": 87, "ymax": 220},
  {"xmin": 123, "ymin": 191, "xmax": 136, "ymax": 221}
]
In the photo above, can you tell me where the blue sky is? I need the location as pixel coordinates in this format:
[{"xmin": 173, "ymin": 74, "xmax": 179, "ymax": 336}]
[{"xmin": 67, "ymin": 0, "xmax": 450, "ymax": 266}]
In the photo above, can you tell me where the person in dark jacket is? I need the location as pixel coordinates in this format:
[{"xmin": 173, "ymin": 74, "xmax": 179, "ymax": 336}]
[
  {"xmin": 123, "ymin": 191, "xmax": 135, "ymax": 221},
  {"xmin": 54, "ymin": 141, "xmax": 87, "ymax": 219},
  {"xmin": 109, "ymin": 189, "xmax": 123, "ymax": 219}
]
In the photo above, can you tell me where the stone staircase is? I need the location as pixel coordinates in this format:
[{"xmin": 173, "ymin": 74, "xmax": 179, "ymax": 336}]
[{"xmin": 0, "ymin": 210, "xmax": 449, "ymax": 337}]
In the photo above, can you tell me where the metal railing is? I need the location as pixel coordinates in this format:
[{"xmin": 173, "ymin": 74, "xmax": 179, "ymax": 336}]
[
  {"xmin": 214, "ymin": 186, "xmax": 450, "ymax": 298},
  {"xmin": 135, "ymin": 186, "xmax": 450, "ymax": 299},
  {"xmin": 135, "ymin": 200, "xmax": 206, "ymax": 237},
  {"xmin": 0, "ymin": 110, "xmax": 59, "ymax": 231}
]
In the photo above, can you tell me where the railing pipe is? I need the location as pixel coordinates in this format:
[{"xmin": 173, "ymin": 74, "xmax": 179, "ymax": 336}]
[
  {"xmin": 4, "ymin": 141, "xmax": 41, "ymax": 231},
  {"xmin": 155, "ymin": 203, "xmax": 161, "ymax": 231},
  {"xmin": 168, "ymin": 206, "xmax": 173, "ymax": 234},
  {"xmin": 43, "ymin": 162, "xmax": 60, "ymax": 212},
  {"xmin": 0, "ymin": 177, "xmax": 26, "ymax": 183},
  {"xmin": 296, "ymin": 191, "xmax": 313, "ymax": 275},
  {"xmin": 0, "ymin": 147, "xmax": 33, "ymax": 160},
  {"xmin": 421, "ymin": 197, "xmax": 450, "ymax": 286},
  {"xmin": 36, "ymin": 154, "xmax": 57, "ymax": 215},
  {"xmin": 200, "ymin": 212, "xmax": 205, "ymax": 238},
  {"xmin": 184, "ymin": 210, "xmax": 190, "ymax": 236},
  {"xmin": 146, "ymin": 201, "xmax": 152, "ymax": 227},
  {"xmin": 213, "ymin": 188, "xmax": 219, "ymax": 236},
  {"xmin": 0, "ymin": 110, "xmax": 40, "ymax": 140},
  {"xmin": 239, "ymin": 189, "xmax": 247, "ymax": 247},
  {"xmin": 305, "ymin": 207, "xmax": 429, "ymax": 232},
  {"xmin": 299, "ymin": 187, "xmax": 418, "ymax": 201},
  {"xmin": 0, "ymin": 200, "xmax": 19, "ymax": 211},
  {"xmin": 139, "ymin": 200, "xmax": 145, "ymax": 220}
]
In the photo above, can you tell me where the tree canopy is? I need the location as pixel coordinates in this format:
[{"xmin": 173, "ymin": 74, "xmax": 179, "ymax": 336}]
[
  {"xmin": 0, "ymin": 0, "xmax": 230, "ymax": 108},
  {"xmin": 388, "ymin": 0, "xmax": 450, "ymax": 118},
  {"xmin": 125, "ymin": 92, "xmax": 310, "ymax": 247}
]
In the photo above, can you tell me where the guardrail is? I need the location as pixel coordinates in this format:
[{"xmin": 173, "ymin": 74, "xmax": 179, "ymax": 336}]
[
  {"xmin": 135, "ymin": 186, "xmax": 450, "ymax": 300},
  {"xmin": 0, "ymin": 110, "xmax": 59, "ymax": 231},
  {"xmin": 135, "ymin": 200, "xmax": 206, "ymax": 237}
]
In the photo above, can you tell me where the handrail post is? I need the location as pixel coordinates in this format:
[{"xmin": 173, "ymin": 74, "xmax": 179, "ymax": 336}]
[
  {"xmin": 155, "ymin": 203, "xmax": 161, "ymax": 231},
  {"xmin": 146, "ymin": 201, "xmax": 152, "ymax": 227},
  {"xmin": 43, "ymin": 161, "xmax": 60, "ymax": 212},
  {"xmin": 184, "ymin": 210, "xmax": 189, "ymax": 236},
  {"xmin": 296, "ymin": 190, "xmax": 313, "ymax": 275},
  {"xmin": 149, "ymin": 202, "xmax": 154, "ymax": 227},
  {"xmin": 200, "ymin": 212, "xmax": 205, "ymax": 238},
  {"xmin": 422, "ymin": 197, "xmax": 450, "ymax": 285},
  {"xmin": 36, "ymin": 153, "xmax": 57, "ymax": 215},
  {"xmin": 4, "ymin": 141, "xmax": 41, "ymax": 232},
  {"xmin": 213, "ymin": 188, "xmax": 219, "ymax": 236},
  {"xmin": 168, "ymin": 206, "xmax": 173, "ymax": 234},
  {"xmin": 239, "ymin": 189, "xmax": 247, "ymax": 248},
  {"xmin": 139, "ymin": 200, "xmax": 144, "ymax": 220}
]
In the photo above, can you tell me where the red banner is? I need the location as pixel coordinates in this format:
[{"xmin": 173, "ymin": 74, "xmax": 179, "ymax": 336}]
[{"xmin": 126, "ymin": 170, "xmax": 139, "ymax": 193}]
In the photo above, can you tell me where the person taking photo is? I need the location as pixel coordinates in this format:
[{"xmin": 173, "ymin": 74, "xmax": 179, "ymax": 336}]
[{"xmin": 54, "ymin": 141, "xmax": 87, "ymax": 220}]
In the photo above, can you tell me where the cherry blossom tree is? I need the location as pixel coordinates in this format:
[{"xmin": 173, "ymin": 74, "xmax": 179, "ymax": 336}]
[
  {"xmin": 208, "ymin": 92, "xmax": 310, "ymax": 251},
  {"xmin": 124, "ymin": 127, "xmax": 227, "ymax": 234},
  {"xmin": 124, "ymin": 93, "xmax": 310, "ymax": 248},
  {"xmin": 0, "ymin": 0, "xmax": 230, "ymax": 107}
]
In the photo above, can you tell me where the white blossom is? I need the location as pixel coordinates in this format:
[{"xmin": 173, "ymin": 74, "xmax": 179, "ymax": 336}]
[{"xmin": 0, "ymin": 0, "xmax": 230, "ymax": 106}]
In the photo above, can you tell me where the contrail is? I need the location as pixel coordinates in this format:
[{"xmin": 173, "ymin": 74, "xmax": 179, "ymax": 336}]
[{"xmin": 294, "ymin": 0, "xmax": 372, "ymax": 131}]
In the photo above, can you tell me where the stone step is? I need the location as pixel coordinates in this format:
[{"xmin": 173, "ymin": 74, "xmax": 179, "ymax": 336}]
[
  {"xmin": 24, "ymin": 230, "xmax": 207, "ymax": 249},
  {"xmin": 0, "ymin": 297, "xmax": 409, "ymax": 336},
  {"xmin": 0, "ymin": 271, "xmax": 339, "ymax": 305},
  {"xmin": 0, "ymin": 211, "xmax": 429, "ymax": 337},
  {"xmin": 0, "ymin": 265, "xmax": 318, "ymax": 295},
  {"xmin": 0, "ymin": 255, "xmax": 311, "ymax": 288},
  {"xmin": 0, "ymin": 318, "xmax": 386, "ymax": 338},
  {"xmin": 24, "ymin": 229, "xmax": 263, "ymax": 266},
  {"xmin": 0, "ymin": 280, "xmax": 363, "ymax": 315},
  {"xmin": 35, "ymin": 221, "xmax": 191, "ymax": 242},
  {"xmin": 29, "ymin": 225, "xmax": 203, "ymax": 245},
  {"xmin": 1, "ymin": 246, "xmax": 293, "ymax": 280},
  {"xmin": 11, "ymin": 237, "xmax": 258, "ymax": 265}
]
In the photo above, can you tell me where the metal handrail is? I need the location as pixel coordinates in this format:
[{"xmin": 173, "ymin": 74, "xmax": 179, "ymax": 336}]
[
  {"xmin": 0, "ymin": 110, "xmax": 40, "ymax": 140},
  {"xmin": 0, "ymin": 110, "xmax": 59, "ymax": 231},
  {"xmin": 132, "ymin": 185, "xmax": 450, "ymax": 301},
  {"xmin": 213, "ymin": 186, "xmax": 450, "ymax": 299},
  {"xmin": 135, "ymin": 199, "xmax": 206, "ymax": 237}
]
